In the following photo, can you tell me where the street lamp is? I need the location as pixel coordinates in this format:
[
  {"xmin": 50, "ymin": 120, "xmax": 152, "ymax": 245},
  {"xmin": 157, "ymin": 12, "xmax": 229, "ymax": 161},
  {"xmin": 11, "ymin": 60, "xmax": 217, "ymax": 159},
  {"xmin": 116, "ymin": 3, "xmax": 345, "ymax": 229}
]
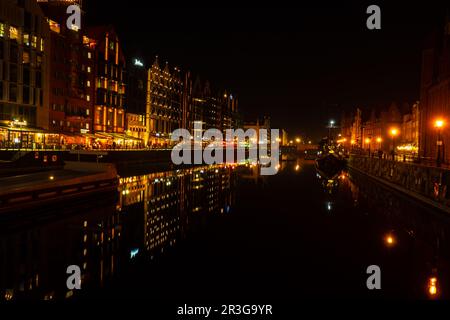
[
  {"xmin": 434, "ymin": 119, "xmax": 445, "ymax": 167},
  {"xmin": 389, "ymin": 128, "xmax": 399, "ymax": 161},
  {"xmin": 295, "ymin": 138, "xmax": 301, "ymax": 143}
]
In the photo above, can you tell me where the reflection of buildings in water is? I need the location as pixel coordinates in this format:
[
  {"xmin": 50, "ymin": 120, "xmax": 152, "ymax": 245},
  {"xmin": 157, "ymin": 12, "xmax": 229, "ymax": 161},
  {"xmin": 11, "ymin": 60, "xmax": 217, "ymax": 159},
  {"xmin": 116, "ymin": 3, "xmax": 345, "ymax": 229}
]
[
  {"xmin": 239, "ymin": 164, "xmax": 268, "ymax": 185},
  {"xmin": 0, "ymin": 201, "xmax": 120, "ymax": 301},
  {"xmin": 344, "ymin": 169, "xmax": 450, "ymax": 298},
  {"xmin": 0, "ymin": 166, "xmax": 236, "ymax": 301},
  {"xmin": 117, "ymin": 165, "xmax": 236, "ymax": 258}
]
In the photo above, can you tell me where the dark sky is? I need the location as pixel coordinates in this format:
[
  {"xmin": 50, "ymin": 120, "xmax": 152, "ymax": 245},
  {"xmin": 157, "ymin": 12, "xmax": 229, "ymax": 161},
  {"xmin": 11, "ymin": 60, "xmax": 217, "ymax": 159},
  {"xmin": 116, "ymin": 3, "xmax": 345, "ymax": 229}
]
[{"xmin": 84, "ymin": 1, "xmax": 449, "ymax": 141}]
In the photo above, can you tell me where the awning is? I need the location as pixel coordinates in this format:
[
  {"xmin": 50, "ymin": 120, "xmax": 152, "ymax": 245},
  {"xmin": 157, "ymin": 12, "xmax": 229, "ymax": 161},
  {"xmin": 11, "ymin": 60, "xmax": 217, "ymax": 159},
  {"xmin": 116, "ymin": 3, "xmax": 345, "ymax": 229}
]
[
  {"xmin": 0, "ymin": 125, "xmax": 46, "ymax": 133},
  {"xmin": 95, "ymin": 132, "xmax": 114, "ymax": 139},
  {"xmin": 110, "ymin": 133, "xmax": 143, "ymax": 141},
  {"xmin": 81, "ymin": 133, "xmax": 97, "ymax": 139}
]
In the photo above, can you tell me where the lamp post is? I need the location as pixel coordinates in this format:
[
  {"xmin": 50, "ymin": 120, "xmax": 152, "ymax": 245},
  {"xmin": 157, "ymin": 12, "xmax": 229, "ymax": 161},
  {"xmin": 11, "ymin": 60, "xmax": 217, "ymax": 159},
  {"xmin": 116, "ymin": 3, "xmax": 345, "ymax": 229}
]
[
  {"xmin": 376, "ymin": 137, "xmax": 382, "ymax": 149},
  {"xmin": 365, "ymin": 137, "xmax": 371, "ymax": 157},
  {"xmin": 376, "ymin": 137, "xmax": 382, "ymax": 157},
  {"xmin": 389, "ymin": 128, "xmax": 399, "ymax": 161},
  {"xmin": 434, "ymin": 119, "xmax": 445, "ymax": 167},
  {"xmin": 328, "ymin": 120, "xmax": 335, "ymax": 139}
]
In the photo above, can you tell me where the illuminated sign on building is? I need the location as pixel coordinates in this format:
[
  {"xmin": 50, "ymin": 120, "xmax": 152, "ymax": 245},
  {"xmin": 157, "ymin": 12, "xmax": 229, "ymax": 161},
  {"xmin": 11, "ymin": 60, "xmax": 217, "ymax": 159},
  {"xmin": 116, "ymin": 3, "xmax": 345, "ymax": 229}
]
[{"xmin": 134, "ymin": 59, "xmax": 144, "ymax": 67}]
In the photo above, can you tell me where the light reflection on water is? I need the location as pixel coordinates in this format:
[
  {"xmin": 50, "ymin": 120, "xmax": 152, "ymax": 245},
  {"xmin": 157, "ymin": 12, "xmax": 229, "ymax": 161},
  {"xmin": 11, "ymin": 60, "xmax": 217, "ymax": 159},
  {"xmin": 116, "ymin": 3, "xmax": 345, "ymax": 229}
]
[
  {"xmin": 1, "ymin": 160, "xmax": 450, "ymax": 300},
  {"xmin": 0, "ymin": 164, "xmax": 237, "ymax": 301}
]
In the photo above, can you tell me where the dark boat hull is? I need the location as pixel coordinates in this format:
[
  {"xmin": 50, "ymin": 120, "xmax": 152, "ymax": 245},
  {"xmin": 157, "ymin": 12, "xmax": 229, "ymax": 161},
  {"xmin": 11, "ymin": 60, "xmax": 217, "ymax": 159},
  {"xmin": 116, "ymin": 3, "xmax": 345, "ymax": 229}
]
[{"xmin": 315, "ymin": 154, "xmax": 346, "ymax": 180}]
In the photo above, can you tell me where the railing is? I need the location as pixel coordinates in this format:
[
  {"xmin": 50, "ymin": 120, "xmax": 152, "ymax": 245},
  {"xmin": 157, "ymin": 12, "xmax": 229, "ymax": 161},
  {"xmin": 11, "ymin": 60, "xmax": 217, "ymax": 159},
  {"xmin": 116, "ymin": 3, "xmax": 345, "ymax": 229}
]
[
  {"xmin": 350, "ymin": 151, "xmax": 450, "ymax": 169},
  {"xmin": 349, "ymin": 154, "xmax": 450, "ymax": 211},
  {"xmin": 0, "ymin": 176, "xmax": 117, "ymax": 213}
]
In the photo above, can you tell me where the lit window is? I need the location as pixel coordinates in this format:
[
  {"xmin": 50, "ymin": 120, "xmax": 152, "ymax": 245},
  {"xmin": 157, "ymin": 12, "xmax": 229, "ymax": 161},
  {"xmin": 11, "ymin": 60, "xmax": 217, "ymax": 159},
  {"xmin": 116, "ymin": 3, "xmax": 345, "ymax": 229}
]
[
  {"xmin": 0, "ymin": 23, "xmax": 4, "ymax": 37},
  {"xmin": 48, "ymin": 19, "xmax": 60, "ymax": 33},
  {"xmin": 32, "ymin": 36, "xmax": 37, "ymax": 48},
  {"xmin": 86, "ymin": 123, "xmax": 89, "ymax": 129},
  {"xmin": 23, "ymin": 34, "xmax": 30, "ymax": 46},
  {"xmin": 87, "ymin": 66, "xmax": 91, "ymax": 73},
  {"xmin": 86, "ymin": 95, "xmax": 90, "ymax": 102},
  {"xmin": 86, "ymin": 109, "xmax": 90, "ymax": 116},
  {"xmin": 9, "ymin": 26, "xmax": 19, "ymax": 40},
  {"xmin": 88, "ymin": 52, "xmax": 92, "ymax": 59},
  {"xmin": 22, "ymin": 52, "xmax": 30, "ymax": 64},
  {"xmin": 40, "ymin": 39, "xmax": 44, "ymax": 52},
  {"xmin": 87, "ymin": 80, "xmax": 91, "ymax": 87}
]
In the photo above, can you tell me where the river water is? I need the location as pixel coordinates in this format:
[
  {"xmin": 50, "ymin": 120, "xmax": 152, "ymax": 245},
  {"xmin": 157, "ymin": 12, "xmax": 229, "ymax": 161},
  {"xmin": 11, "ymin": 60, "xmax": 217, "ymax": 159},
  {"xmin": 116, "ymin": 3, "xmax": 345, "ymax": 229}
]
[{"xmin": 1, "ymin": 160, "xmax": 449, "ymax": 300}]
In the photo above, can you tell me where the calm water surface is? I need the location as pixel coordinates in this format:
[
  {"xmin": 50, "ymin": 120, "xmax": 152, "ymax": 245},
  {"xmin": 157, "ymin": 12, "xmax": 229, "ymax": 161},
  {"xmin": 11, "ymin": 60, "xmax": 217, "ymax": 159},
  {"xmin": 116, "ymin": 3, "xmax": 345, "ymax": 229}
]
[{"xmin": 1, "ymin": 160, "xmax": 450, "ymax": 300}]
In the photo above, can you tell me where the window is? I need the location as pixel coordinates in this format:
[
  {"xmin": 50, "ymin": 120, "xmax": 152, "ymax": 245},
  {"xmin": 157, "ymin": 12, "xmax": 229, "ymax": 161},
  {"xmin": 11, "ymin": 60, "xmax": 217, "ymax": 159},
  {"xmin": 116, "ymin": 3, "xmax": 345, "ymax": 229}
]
[
  {"xmin": 23, "ymin": 86, "xmax": 30, "ymax": 104},
  {"xmin": 9, "ymin": 26, "xmax": 19, "ymax": 41},
  {"xmin": 86, "ymin": 95, "xmax": 90, "ymax": 102},
  {"xmin": 9, "ymin": 83, "xmax": 17, "ymax": 102},
  {"xmin": 36, "ymin": 71, "xmax": 42, "ymax": 88},
  {"xmin": 31, "ymin": 36, "xmax": 37, "ymax": 48},
  {"xmin": 48, "ymin": 19, "xmax": 60, "ymax": 34},
  {"xmin": 23, "ymin": 33, "xmax": 30, "ymax": 46},
  {"xmin": 40, "ymin": 38, "xmax": 44, "ymax": 52},
  {"xmin": 87, "ymin": 80, "xmax": 90, "ymax": 87},
  {"xmin": 87, "ymin": 66, "xmax": 91, "ymax": 73},
  {"xmin": 10, "ymin": 44, "xmax": 18, "ymax": 62},
  {"xmin": 22, "ymin": 51, "xmax": 30, "ymax": 64},
  {"xmin": 23, "ymin": 66, "xmax": 30, "ymax": 85},
  {"xmin": 88, "ymin": 52, "xmax": 92, "ymax": 59},
  {"xmin": 9, "ymin": 64, "xmax": 17, "ymax": 82},
  {"xmin": 36, "ymin": 55, "xmax": 42, "ymax": 68},
  {"xmin": 86, "ymin": 109, "xmax": 90, "ymax": 116},
  {"xmin": 0, "ymin": 23, "xmax": 5, "ymax": 38}
]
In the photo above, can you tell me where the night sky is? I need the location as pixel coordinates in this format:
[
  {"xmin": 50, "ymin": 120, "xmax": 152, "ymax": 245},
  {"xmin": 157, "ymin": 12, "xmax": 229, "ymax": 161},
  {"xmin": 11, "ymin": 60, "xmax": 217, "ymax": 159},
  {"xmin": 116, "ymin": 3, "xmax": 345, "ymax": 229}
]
[{"xmin": 84, "ymin": 1, "xmax": 449, "ymax": 141}]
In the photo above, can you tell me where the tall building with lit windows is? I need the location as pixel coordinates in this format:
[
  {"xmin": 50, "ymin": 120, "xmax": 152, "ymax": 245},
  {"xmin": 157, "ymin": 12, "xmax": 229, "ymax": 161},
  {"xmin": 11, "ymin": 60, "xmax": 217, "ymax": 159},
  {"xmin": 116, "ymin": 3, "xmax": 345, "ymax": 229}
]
[
  {"xmin": 39, "ymin": 0, "xmax": 94, "ymax": 146},
  {"xmin": 87, "ymin": 26, "xmax": 126, "ymax": 135},
  {"xmin": 146, "ymin": 56, "xmax": 182, "ymax": 147},
  {"xmin": 125, "ymin": 56, "xmax": 147, "ymax": 142},
  {"xmin": 182, "ymin": 73, "xmax": 240, "ymax": 136},
  {"xmin": 420, "ymin": 22, "xmax": 450, "ymax": 162},
  {"xmin": 0, "ymin": 0, "xmax": 50, "ymax": 148}
]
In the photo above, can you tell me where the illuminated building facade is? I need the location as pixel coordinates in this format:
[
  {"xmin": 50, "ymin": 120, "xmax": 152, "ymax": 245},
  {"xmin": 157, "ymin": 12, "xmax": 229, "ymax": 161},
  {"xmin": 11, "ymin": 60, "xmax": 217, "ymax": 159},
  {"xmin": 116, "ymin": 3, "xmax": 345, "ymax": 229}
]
[
  {"xmin": 0, "ymin": 0, "xmax": 50, "ymax": 148},
  {"xmin": 182, "ymin": 73, "xmax": 240, "ymax": 137},
  {"xmin": 420, "ymin": 23, "xmax": 450, "ymax": 162},
  {"xmin": 39, "ymin": 0, "xmax": 94, "ymax": 146},
  {"xmin": 87, "ymin": 26, "xmax": 126, "ymax": 135},
  {"xmin": 125, "ymin": 112, "xmax": 145, "ymax": 143},
  {"xmin": 146, "ymin": 56, "xmax": 182, "ymax": 147},
  {"xmin": 125, "ymin": 57, "xmax": 147, "ymax": 142},
  {"xmin": 400, "ymin": 102, "xmax": 420, "ymax": 156}
]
